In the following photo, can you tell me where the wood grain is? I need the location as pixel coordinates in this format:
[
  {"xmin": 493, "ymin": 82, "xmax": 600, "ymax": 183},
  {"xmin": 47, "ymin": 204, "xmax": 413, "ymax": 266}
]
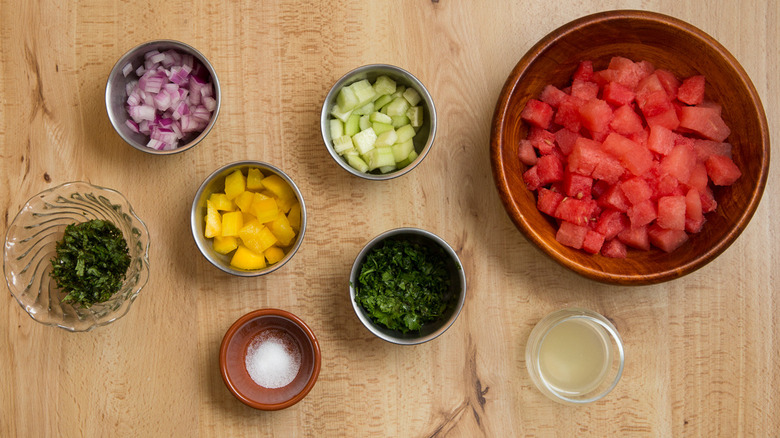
[{"xmin": 1, "ymin": 1, "xmax": 778, "ymax": 437}]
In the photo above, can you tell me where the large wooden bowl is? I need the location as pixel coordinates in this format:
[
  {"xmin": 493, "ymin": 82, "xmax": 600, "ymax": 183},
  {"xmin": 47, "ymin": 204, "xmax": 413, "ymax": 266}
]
[{"xmin": 490, "ymin": 10, "xmax": 770, "ymax": 285}]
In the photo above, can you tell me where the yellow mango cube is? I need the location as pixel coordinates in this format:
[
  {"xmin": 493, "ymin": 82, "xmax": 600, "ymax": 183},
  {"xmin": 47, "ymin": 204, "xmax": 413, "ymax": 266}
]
[
  {"xmin": 234, "ymin": 190, "xmax": 255, "ymax": 213},
  {"xmin": 224, "ymin": 169, "xmax": 246, "ymax": 200},
  {"xmin": 209, "ymin": 193, "xmax": 236, "ymax": 211},
  {"xmin": 250, "ymin": 193, "xmax": 279, "ymax": 223},
  {"xmin": 204, "ymin": 200, "xmax": 222, "ymax": 238},
  {"xmin": 261, "ymin": 175, "xmax": 296, "ymax": 212},
  {"xmin": 213, "ymin": 236, "xmax": 238, "ymax": 254},
  {"xmin": 238, "ymin": 220, "xmax": 278, "ymax": 254},
  {"xmin": 266, "ymin": 213, "xmax": 296, "ymax": 247},
  {"xmin": 287, "ymin": 202, "xmax": 302, "ymax": 232},
  {"xmin": 221, "ymin": 211, "xmax": 244, "ymax": 237},
  {"xmin": 230, "ymin": 245, "xmax": 266, "ymax": 270},
  {"xmin": 264, "ymin": 246, "xmax": 285, "ymax": 264},
  {"xmin": 246, "ymin": 168, "xmax": 265, "ymax": 190}
]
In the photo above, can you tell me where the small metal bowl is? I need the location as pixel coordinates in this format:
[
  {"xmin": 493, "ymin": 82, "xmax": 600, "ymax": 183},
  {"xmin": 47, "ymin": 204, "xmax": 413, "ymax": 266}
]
[
  {"xmin": 105, "ymin": 39, "xmax": 221, "ymax": 155},
  {"xmin": 349, "ymin": 228, "xmax": 466, "ymax": 345},
  {"xmin": 190, "ymin": 161, "xmax": 306, "ymax": 277},
  {"xmin": 321, "ymin": 64, "xmax": 437, "ymax": 180}
]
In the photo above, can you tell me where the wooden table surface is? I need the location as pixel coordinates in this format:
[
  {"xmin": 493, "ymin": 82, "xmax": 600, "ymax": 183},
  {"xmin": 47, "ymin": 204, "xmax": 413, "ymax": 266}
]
[{"xmin": 1, "ymin": 1, "xmax": 777, "ymax": 436}]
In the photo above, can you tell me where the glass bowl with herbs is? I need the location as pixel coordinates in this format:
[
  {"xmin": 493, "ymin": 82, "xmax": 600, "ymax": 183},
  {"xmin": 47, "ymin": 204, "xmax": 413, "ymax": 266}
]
[
  {"xmin": 349, "ymin": 228, "xmax": 466, "ymax": 345},
  {"xmin": 3, "ymin": 182, "xmax": 150, "ymax": 332}
]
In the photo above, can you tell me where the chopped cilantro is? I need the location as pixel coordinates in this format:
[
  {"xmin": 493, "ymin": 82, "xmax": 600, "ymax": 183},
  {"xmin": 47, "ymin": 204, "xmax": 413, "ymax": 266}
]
[{"xmin": 355, "ymin": 238, "xmax": 453, "ymax": 333}]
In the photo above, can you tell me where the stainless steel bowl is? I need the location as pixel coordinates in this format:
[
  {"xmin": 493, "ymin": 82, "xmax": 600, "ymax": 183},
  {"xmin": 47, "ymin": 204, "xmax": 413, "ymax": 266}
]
[
  {"xmin": 105, "ymin": 39, "xmax": 221, "ymax": 155},
  {"xmin": 349, "ymin": 228, "xmax": 466, "ymax": 344},
  {"xmin": 190, "ymin": 161, "xmax": 306, "ymax": 277},
  {"xmin": 321, "ymin": 64, "xmax": 437, "ymax": 180}
]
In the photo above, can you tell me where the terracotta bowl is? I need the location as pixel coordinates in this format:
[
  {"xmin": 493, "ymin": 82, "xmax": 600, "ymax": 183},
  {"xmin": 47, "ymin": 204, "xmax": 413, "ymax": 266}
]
[
  {"xmin": 219, "ymin": 309, "xmax": 321, "ymax": 410},
  {"xmin": 490, "ymin": 10, "xmax": 769, "ymax": 285}
]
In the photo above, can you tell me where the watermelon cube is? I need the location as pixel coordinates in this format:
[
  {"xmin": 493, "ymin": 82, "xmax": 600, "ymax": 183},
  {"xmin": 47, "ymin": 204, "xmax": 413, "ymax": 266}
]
[
  {"xmin": 608, "ymin": 56, "xmax": 645, "ymax": 90},
  {"xmin": 595, "ymin": 209, "xmax": 629, "ymax": 240},
  {"xmin": 556, "ymin": 221, "xmax": 590, "ymax": 249},
  {"xmin": 686, "ymin": 162, "xmax": 709, "ymax": 192},
  {"xmin": 602, "ymin": 81, "xmax": 636, "ymax": 106},
  {"xmin": 700, "ymin": 186, "xmax": 718, "ymax": 213},
  {"xmin": 677, "ymin": 75, "xmax": 705, "ymax": 105},
  {"xmin": 536, "ymin": 154, "xmax": 564, "ymax": 185},
  {"xmin": 693, "ymin": 139, "xmax": 732, "ymax": 162},
  {"xmin": 648, "ymin": 224, "xmax": 689, "ymax": 253},
  {"xmin": 660, "ymin": 143, "xmax": 697, "ymax": 185},
  {"xmin": 601, "ymin": 238, "xmax": 627, "ymax": 258},
  {"xmin": 567, "ymin": 138, "xmax": 603, "ymax": 176},
  {"xmin": 618, "ymin": 225, "xmax": 650, "ymax": 250},
  {"xmin": 647, "ymin": 125, "xmax": 675, "ymax": 155},
  {"xmin": 554, "ymin": 198, "xmax": 598, "ymax": 226},
  {"xmin": 602, "ymin": 132, "xmax": 654, "ymax": 176},
  {"xmin": 705, "ymin": 154, "xmax": 742, "ymax": 186},
  {"xmin": 609, "ymin": 104, "xmax": 644, "ymax": 135},
  {"xmin": 539, "ymin": 84, "xmax": 568, "ymax": 108},
  {"xmin": 571, "ymin": 79, "xmax": 599, "ymax": 101},
  {"xmin": 656, "ymin": 195, "xmax": 686, "ymax": 231},
  {"xmin": 520, "ymin": 99, "xmax": 554, "ymax": 129},
  {"xmin": 678, "ymin": 106, "xmax": 731, "ymax": 142},
  {"xmin": 582, "ymin": 230, "xmax": 606, "ymax": 254},
  {"xmin": 554, "ymin": 97, "xmax": 583, "ymax": 132},
  {"xmin": 578, "ymin": 99, "xmax": 613, "ymax": 133},
  {"xmin": 517, "ymin": 139, "xmax": 538, "ymax": 166},
  {"xmin": 523, "ymin": 165, "xmax": 541, "ymax": 191},
  {"xmin": 537, "ymin": 187, "xmax": 564, "ymax": 217},
  {"xmin": 685, "ymin": 188, "xmax": 705, "ymax": 233},
  {"xmin": 563, "ymin": 171, "xmax": 593, "ymax": 199},
  {"xmin": 592, "ymin": 179, "xmax": 611, "ymax": 199},
  {"xmin": 554, "ymin": 128, "xmax": 580, "ymax": 155},
  {"xmin": 528, "ymin": 127, "xmax": 557, "ymax": 155},
  {"xmin": 573, "ymin": 60, "xmax": 594, "ymax": 82},
  {"xmin": 620, "ymin": 176, "xmax": 653, "ymax": 205},
  {"xmin": 645, "ymin": 107, "xmax": 680, "ymax": 131},
  {"xmin": 627, "ymin": 199, "xmax": 657, "ymax": 228},
  {"xmin": 597, "ymin": 184, "xmax": 631, "ymax": 213},
  {"xmin": 654, "ymin": 69, "xmax": 681, "ymax": 100}
]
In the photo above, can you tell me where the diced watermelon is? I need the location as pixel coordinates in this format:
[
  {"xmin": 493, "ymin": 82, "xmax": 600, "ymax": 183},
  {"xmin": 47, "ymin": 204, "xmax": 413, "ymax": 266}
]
[
  {"xmin": 582, "ymin": 230, "xmax": 606, "ymax": 254},
  {"xmin": 567, "ymin": 138, "xmax": 603, "ymax": 176},
  {"xmin": 537, "ymin": 187, "xmax": 564, "ymax": 217},
  {"xmin": 698, "ymin": 99, "xmax": 722, "ymax": 115},
  {"xmin": 678, "ymin": 106, "xmax": 731, "ymax": 142},
  {"xmin": 645, "ymin": 107, "xmax": 680, "ymax": 131},
  {"xmin": 659, "ymin": 142, "xmax": 697, "ymax": 185},
  {"xmin": 677, "ymin": 75, "xmax": 705, "ymax": 105},
  {"xmin": 685, "ymin": 188, "xmax": 705, "ymax": 233},
  {"xmin": 523, "ymin": 165, "xmax": 541, "ymax": 191},
  {"xmin": 528, "ymin": 127, "xmax": 557, "ymax": 155},
  {"xmin": 556, "ymin": 221, "xmax": 590, "ymax": 249},
  {"xmin": 693, "ymin": 139, "xmax": 732, "ymax": 162},
  {"xmin": 629, "ymin": 127, "xmax": 649, "ymax": 146},
  {"xmin": 655, "ymin": 174, "xmax": 680, "ymax": 197},
  {"xmin": 595, "ymin": 209, "xmax": 629, "ymax": 240},
  {"xmin": 520, "ymin": 99, "xmax": 554, "ymax": 129},
  {"xmin": 705, "ymin": 154, "xmax": 742, "ymax": 186},
  {"xmin": 573, "ymin": 60, "xmax": 594, "ymax": 82},
  {"xmin": 700, "ymin": 186, "xmax": 718, "ymax": 213},
  {"xmin": 627, "ymin": 199, "xmax": 657, "ymax": 228},
  {"xmin": 620, "ymin": 176, "xmax": 653, "ymax": 205},
  {"xmin": 554, "ymin": 128, "xmax": 580, "ymax": 155},
  {"xmin": 571, "ymin": 79, "xmax": 599, "ymax": 101},
  {"xmin": 608, "ymin": 56, "xmax": 645, "ymax": 90},
  {"xmin": 554, "ymin": 197, "xmax": 598, "ymax": 226},
  {"xmin": 686, "ymin": 162, "xmax": 709, "ymax": 192},
  {"xmin": 563, "ymin": 170, "xmax": 593, "ymax": 199},
  {"xmin": 618, "ymin": 225, "xmax": 650, "ymax": 250},
  {"xmin": 554, "ymin": 97, "xmax": 583, "ymax": 133},
  {"xmin": 601, "ymin": 238, "xmax": 627, "ymax": 258},
  {"xmin": 598, "ymin": 183, "xmax": 631, "ymax": 213},
  {"xmin": 654, "ymin": 69, "xmax": 681, "ymax": 100},
  {"xmin": 592, "ymin": 68, "xmax": 617, "ymax": 88},
  {"xmin": 648, "ymin": 224, "xmax": 689, "ymax": 253},
  {"xmin": 602, "ymin": 132, "xmax": 654, "ymax": 176},
  {"xmin": 636, "ymin": 73, "xmax": 672, "ymax": 117},
  {"xmin": 540, "ymin": 84, "xmax": 568, "ymax": 108},
  {"xmin": 579, "ymin": 99, "xmax": 613, "ymax": 133},
  {"xmin": 647, "ymin": 125, "xmax": 675, "ymax": 155},
  {"xmin": 610, "ymin": 104, "xmax": 644, "ymax": 135},
  {"xmin": 602, "ymin": 81, "xmax": 635, "ymax": 106},
  {"xmin": 592, "ymin": 179, "xmax": 611, "ymax": 199},
  {"xmin": 536, "ymin": 154, "xmax": 564, "ymax": 185},
  {"xmin": 656, "ymin": 195, "xmax": 686, "ymax": 231},
  {"xmin": 518, "ymin": 139, "xmax": 538, "ymax": 166},
  {"xmin": 592, "ymin": 154, "xmax": 626, "ymax": 184}
]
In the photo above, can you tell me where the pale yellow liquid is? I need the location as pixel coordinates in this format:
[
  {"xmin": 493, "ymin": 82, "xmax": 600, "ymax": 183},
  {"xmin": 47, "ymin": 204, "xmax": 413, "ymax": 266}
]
[{"xmin": 538, "ymin": 318, "xmax": 611, "ymax": 395}]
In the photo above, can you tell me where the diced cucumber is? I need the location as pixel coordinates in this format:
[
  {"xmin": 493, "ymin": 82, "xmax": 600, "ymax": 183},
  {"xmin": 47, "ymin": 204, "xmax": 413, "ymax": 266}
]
[
  {"xmin": 392, "ymin": 139, "xmax": 414, "ymax": 162},
  {"xmin": 337, "ymin": 86, "xmax": 359, "ymax": 112},
  {"xmin": 369, "ymin": 111, "xmax": 392, "ymax": 124},
  {"xmin": 406, "ymin": 106, "xmax": 423, "ymax": 128},
  {"xmin": 346, "ymin": 154, "xmax": 369, "ymax": 173},
  {"xmin": 333, "ymin": 135, "xmax": 354, "ymax": 155},
  {"xmin": 354, "ymin": 102, "xmax": 374, "ymax": 115},
  {"xmin": 373, "ymin": 94, "xmax": 393, "ymax": 110},
  {"xmin": 343, "ymin": 148, "xmax": 359, "ymax": 157},
  {"xmin": 379, "ymin": 165, "xmax": 396, "ymax": 174},
  {"xmin": 375, "ymin": 129, "xmax": 398, "ymax": 148},
  {"xmin": 352, "ymin": 128, "xmax": 377, "ymax": 154},
  {"xmin": 397, "ymin": 149, "xmax": 418, "ymax": 169},
  {"xmin": 391, "ymin": 85, "xmax": 406, "ymax": 99},
  {"xmin": 359, "ymin": 115, "xmax": 371, "ymax": 131},
  {"xmin": 385, "ymin": 97, "xmax": 410, "ymax": 117},
  {"xmin": 329, "ymin": 119, "xmax": 344, "ymax": 140},
  {"xmin": 373, "ymin": 75, "xmax": 397, "ymax": 96},
  {"xmin": 345, "ymin": 113, "xmax": 360, "ymax": 137},
  {"xmin": 402, "ymin": 88, "xmax": 421, "ymax": 106},
  {"xmin": 350, "ymin": 79, "xmax": 377, "ymax": 107},
  {"xmin": 330, "ymin": 105, "xmax": 353, "ymax": 123},
  {"xmin": 372, "ymin": 122, "xmax": 394, "ymax": 135},
  {"xmin": 391, "ymin": 115, "xmax": 410, "ymax": 128},
  {"xmin": 396, "ymin": 124, "xmax": 416, "ymax": 143},
  {"xmin": 367, "ymin": 147, "xmax": 396, "ymax": 170}
]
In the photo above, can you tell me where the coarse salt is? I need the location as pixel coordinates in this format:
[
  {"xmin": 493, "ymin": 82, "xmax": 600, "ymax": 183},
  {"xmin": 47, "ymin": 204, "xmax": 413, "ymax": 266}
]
[{"xmin": 245, "ymin": 329, "xmax": 301, "ymax": 389}]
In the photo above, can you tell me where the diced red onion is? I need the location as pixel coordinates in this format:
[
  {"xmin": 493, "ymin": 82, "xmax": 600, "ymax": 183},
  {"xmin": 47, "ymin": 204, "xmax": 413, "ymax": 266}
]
[
  {"xmin": 125, "ymin": 119, "xmax": 139, "ymax": 133},
  {"xmin": 122, "ymin": 63, "xmax": 133, "ymax": 77}
]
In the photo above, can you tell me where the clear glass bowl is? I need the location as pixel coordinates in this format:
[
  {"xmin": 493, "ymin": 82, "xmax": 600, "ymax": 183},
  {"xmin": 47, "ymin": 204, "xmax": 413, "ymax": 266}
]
[{"xmin": 3, "ymin": 182, "xmax": 150, "ymax": 332}]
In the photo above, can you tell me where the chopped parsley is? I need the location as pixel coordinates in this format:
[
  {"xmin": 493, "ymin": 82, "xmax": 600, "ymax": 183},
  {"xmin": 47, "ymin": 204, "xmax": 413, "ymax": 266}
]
[
  {"xmin": 50, "ymin": 219, "xmax": 132, "ymax": 308},
  {"xmin": 354, "ymin": 238, "xmax": 453, "ymax": 333}
]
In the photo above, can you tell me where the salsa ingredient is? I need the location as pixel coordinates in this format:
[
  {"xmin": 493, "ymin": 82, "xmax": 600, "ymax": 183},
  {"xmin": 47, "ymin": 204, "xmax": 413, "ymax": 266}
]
[
  {"xmin": 355, "ymin": 238, "xmax": 452, "ymax": 333},
  {"xmin": 50, "ymin": 219, "xmax": 132, "ymax": 308},
  {"xmin": 519, "ymin": 57, "xmax": 741, "ymax": 257},
  {"xmin": 245, "ymin": 329, "xmax": 302, "ymax": 389}
]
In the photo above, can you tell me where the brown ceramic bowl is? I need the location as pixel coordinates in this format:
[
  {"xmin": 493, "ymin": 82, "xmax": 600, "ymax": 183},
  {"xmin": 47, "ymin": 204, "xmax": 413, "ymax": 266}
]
[
  {"xmin": 491, "ymin": 10, "xmax": 769, "ymax": 285},
  {"xmin": 219, "ymin": 309, "xmax": 321, "ymax": 410}
]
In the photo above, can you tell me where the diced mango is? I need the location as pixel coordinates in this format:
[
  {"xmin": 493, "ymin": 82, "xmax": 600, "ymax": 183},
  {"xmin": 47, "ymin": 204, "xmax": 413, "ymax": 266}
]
[
  {"xmin": 264, "ymin": 246, "xmax": 285, "ymax": 264},
  {"xmin": 230, "ymin": 245, "xmax": 266, "ymax": 270},
  {"xmin": 204, "ymin": 200, "xmax": 222, "ymax": 238},
  {"xmin": 261, "ymin": 175, "xmax": 296, "ymax": 212},
  {"xmin": 213, "ymin": 236, "xmax": 238, "ymax": 254},
  {"xmin": 209, "ymin": 193, "xmax": 236, "ymax": 211},
  {"xmin": 242, "ymin": 212, "xmax": 255, "ymax": 224},
  {"xmin": 250, "ymin": 193, "xmax": 279, "ymax": 223},
  {"xmin": 287, "ymin": 202, "xmax": 302, "ymax": 232},
  {"xmin": 234, "ymin": 190, "xmax": 255, "ymax": 213},
  {"xmin": 221, "ymin": 211, "xmax": 244, "ymax": 237},
  {"xmin": 224, "ymin": 170, "xmax": 246, "ymax": 200},
  {"xmin": 239, "ymin": 220, "xmax": 278, "ymax": 254},
  {"xmin": 266, "ymin": 213, "xmax": 296, "ymax": 247},
  {"xmin": 246, "ymin": 168, "xmax": 264, "ymax": 190}
]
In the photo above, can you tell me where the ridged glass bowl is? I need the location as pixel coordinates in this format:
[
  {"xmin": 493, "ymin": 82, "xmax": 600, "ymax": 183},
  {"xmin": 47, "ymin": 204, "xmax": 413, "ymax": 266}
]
[{"xmin": 3, "ymin": 182, "xmax": 150, "ymax": 332}]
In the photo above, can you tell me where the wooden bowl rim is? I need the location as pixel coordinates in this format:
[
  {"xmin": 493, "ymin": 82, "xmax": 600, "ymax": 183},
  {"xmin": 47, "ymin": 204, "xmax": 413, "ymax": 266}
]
[{"xmin": 490, "ymin": 9, "xmax": 770, "ymax": 285}]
